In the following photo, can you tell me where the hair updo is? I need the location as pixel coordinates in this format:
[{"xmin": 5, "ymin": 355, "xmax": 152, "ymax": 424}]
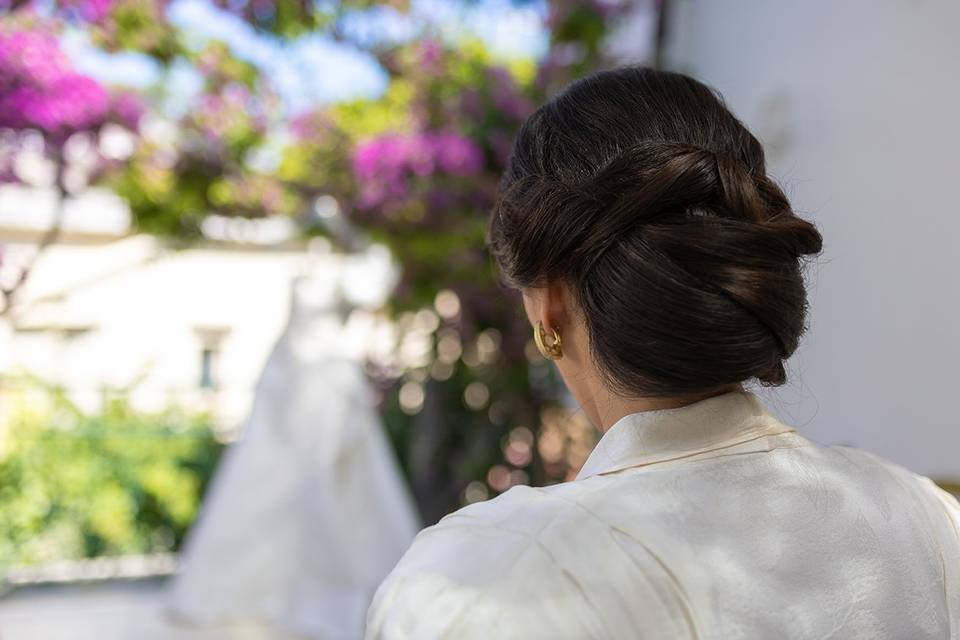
[{"xmin": 488, "ymin": 66, "xmax": 823, "ymax": 396}]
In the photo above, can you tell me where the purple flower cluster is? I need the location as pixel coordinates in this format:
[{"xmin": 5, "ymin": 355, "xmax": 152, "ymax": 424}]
[
  {"xmin": 110, "ymin": 91, "xmax": 144, "ymax": 130},
  {"xmin": 353, "ymin": 131, "xmax": 484, "ymax": 209},
  {"xmin": 187, "ymin": 83, "xmax": 266, "ymax": 149},
  {"xmin": 289, "ymin": 109, "xmax": 334, "ymax": 143},
  {"xmin": 487, "ymin": 66, "xmax": 533, "ymax": 122},
  {"xmin": 0, "ymin": 31, "xmax": 111, "ymax": 137},
  {"xmin": 60, "ymin": 0, "xmax": 116, "ymax": 24},
  {"xmin": 417, "ymin": 39, "xmax": 444, "ymax": 72},
  {"xmin": 0, "ymin": 31, "xmax": 69, "ymax": 87}
]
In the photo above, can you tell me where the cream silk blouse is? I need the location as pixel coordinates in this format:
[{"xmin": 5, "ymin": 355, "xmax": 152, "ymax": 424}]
[{"xmin": 365, "ymin": 390, "xmax": 960, "ymax": 639}]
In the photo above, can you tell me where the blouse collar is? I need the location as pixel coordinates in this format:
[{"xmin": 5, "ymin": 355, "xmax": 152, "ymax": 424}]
[{"xmin": 575, "ymin": 389, "xmax": 796, "ymax": 481}]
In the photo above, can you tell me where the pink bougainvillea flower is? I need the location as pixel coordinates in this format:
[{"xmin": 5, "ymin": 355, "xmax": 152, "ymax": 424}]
[
  {"xmin": 352, "ymin": 131, "xmax": 484, "ymax": 210},
  {"xmin": 111, "ymin": 91, "xmax": 145, "ymax": 130},
  {"xmin": 0, "ymin": 31, "xmax": 71, "ymax": 90},
  {"xmin": 59, "ymin": 0, "xmax": 117, "ymax": 24},
  {"xmin": 0, "ymin": 30, "xmax": 111, "ymax": 136}
]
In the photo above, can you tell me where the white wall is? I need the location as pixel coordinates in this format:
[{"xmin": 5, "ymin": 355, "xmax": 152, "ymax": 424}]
[
  {"xmin": 666, "ymin": 0, "xmax": 960, "ymax": 478},
  {"xmin": 0, "ymin": 239, "xmax": 305, "ymax": 431},
  {"xmin": 0, "ymin": 234, "xmax": 400, "ymax": 437}
]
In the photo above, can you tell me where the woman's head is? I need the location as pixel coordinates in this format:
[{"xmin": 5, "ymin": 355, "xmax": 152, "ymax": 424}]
[{"xmin": 488, "ymin": 66, "xmax": 822, "ymax": 425}]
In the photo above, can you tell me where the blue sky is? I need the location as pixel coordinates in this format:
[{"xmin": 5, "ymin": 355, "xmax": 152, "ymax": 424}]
[{"xmin": 63, "ymin": 0, "xmax": 549, "ymax": 115}]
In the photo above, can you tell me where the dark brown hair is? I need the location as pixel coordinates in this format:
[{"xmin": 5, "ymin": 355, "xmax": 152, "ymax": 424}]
[{"xmin": 488, "ymin": 66, "xmax": 822, "ymax": 396}]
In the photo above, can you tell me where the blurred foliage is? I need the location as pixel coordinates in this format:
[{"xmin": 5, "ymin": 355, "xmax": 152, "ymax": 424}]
[
  {"xmin": 0, "ymin": 383, "xmax": 222, "ymax": 568},
  {"xmin": 290, "ymin": 31, "xmax": 608, "ymax": 521},
  {"xmin": 212, "ymin": 0, "xmax": 411, "ymax": 39},
  {"xmin": 0, "ymin": 0, "xmax": 648, "ymax": 531}
]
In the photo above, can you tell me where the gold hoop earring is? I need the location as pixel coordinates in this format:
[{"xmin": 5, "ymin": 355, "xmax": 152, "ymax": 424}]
[{"xmin": 534, "ymin": 321, "xmax": 563, "ymax": 360}]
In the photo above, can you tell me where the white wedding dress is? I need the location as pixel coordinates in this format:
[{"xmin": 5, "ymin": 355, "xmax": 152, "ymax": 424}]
[{"xmin": 168, "ymin": 274, "xmax": 420, "ymax": 639}]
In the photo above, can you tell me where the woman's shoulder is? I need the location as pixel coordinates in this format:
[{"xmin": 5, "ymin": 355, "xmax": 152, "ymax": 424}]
[
  {"xmin": 826, "ymin": 443, "xmax": 960, "ymax": 535},
  {"xmin": 380, "ymin": 481, "xmax": 597, "ymax": 577},
  {"xmin": 363, "ymin": 485, "xmax": 574, "ymax": 639},
  {"xmin": 364, "ymin": 481, "xmax": 695, "ymax": 639},
  {"xmin": 440, "ymin": 480, "xmax": 588, "ymax": 524}
]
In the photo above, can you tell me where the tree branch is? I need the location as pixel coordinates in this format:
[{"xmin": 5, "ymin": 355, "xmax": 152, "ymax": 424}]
[{"xmin": 0, "ymin": 158, "xmax": 69, "ymax": 316}]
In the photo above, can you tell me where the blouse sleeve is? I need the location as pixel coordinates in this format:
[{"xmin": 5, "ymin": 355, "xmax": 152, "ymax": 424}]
[
  {"xmin": 927, "ymin": 480, "xmax": 960, "ymax": 638},
  {"xmin": 364, "ymin": 571, "xmax": 528, "ymax": 640},
  {"xmin": 363, "ymin": 519, "xmax": 591, "ymax": 640},
  {"xmin": 364, "ymin": 486, "xmax": 699, "ymax": 640},
  {"xmin": 913, "ymin": 475, "xmax": 960, "ymax": 638},
  {"xmin": 927, "ymin": 480, "xmax": 960, "ymax": 537}
]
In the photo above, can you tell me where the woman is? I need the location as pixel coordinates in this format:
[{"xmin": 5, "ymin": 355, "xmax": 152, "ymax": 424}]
[{"xmin": 365, "ymin": 67, "xmax": 960, "ymax": 639}]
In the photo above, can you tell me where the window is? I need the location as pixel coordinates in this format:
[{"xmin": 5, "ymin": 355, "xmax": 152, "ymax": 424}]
[
  {"xmin": 199, "ymin": 347, "xmax": 217, "ymax": 389},
  {"xmin": 194, "ymin": 327, "xmax": 229, "ymax": 391}
]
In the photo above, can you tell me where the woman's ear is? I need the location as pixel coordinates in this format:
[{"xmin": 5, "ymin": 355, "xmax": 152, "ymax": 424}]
[
  {"xmin": 541, "ymin": 280, "xmax": 570, "ymax": 333},
  {"xmin": 523, "ymin": 281, "xmax": 569, "ymax": 332},
  {"xmin": 520, "ymin": 288, "xmax": 542, "ymax": 329}
]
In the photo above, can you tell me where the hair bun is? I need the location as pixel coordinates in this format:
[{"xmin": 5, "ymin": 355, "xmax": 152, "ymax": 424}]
[
  {"xmin": 578, "ymin": 141, "xmax": 821, "ymax": 274},
  {"xmin": 488, "ymin": 66, "xmax": 824, "ymax": 395}
]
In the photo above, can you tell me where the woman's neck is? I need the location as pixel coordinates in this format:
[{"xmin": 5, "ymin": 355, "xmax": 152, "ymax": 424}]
[{"xmin": 588, "ymin": 381, "xmax": 745, "ymax": 433}]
